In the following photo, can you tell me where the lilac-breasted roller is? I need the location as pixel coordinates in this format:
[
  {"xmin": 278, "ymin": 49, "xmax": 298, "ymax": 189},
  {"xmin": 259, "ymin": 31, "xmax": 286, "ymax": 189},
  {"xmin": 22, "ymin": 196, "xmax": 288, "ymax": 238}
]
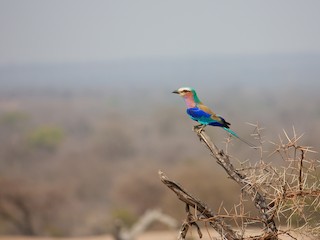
[{"xmin": 173, "ymin": 87, "xmax": 256, "ymax": 148}]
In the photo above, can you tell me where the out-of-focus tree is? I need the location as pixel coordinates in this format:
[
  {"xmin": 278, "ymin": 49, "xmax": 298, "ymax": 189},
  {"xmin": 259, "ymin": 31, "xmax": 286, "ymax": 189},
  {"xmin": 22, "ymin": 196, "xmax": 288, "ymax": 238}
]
[
  {"xmin": 0, "ymin": 111, "xmax": 28, "ymax": 127},
  {"xmin": 0, "ymin": 177, "xmax": 65, "ymax": 236},
  {"xmin": 27, "ymin": 126, "xmax": 64, "ymax": 152}
]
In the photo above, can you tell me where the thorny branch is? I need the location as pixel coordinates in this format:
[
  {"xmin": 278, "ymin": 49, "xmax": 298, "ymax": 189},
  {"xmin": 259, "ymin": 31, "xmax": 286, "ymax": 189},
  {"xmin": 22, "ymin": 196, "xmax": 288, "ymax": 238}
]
[
  {"xmin": 193, "ymin": 127, "xmax": 278, "ymax": 238},
  {"xmin": 160, "ymin": 124, "xmax": 320, "ymax": 239}
]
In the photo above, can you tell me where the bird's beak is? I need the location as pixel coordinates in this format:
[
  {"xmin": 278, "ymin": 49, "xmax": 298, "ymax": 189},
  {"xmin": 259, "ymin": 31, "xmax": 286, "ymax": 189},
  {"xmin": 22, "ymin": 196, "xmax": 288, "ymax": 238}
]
[{"xmin": 172, "ymin": 90, "xmax": 179, "ymax": 94}]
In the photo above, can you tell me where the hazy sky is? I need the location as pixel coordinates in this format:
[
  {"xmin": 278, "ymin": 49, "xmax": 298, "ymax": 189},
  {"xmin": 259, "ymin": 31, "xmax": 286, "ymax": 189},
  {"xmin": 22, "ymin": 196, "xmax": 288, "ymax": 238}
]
[{"xmin": 1, "ymin": 0, "xmax": 320, "ymax": 64}]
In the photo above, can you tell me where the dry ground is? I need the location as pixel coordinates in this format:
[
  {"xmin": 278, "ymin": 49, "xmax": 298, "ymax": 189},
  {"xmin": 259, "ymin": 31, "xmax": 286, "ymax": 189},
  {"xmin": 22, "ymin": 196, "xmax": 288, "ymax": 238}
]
[{"xmin": 0, "ymin": 229, "xmax": 314, "ymax": 240}]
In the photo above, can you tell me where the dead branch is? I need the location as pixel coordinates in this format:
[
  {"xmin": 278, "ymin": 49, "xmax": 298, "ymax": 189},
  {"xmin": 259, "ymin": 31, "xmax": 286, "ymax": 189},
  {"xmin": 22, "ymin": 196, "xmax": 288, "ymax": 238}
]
[
  {"xmin": 193, "ymin": 128, "xmax": 278, "ymax": 238},
  {"xmin": 159, "ymin": 170, "xmax": 241, "ymax": 240}
]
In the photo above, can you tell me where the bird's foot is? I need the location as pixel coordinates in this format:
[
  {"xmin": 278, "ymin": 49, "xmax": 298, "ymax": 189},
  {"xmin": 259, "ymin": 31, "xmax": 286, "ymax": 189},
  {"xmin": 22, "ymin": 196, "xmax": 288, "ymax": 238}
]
[{"xmin": 193, "ymin": 124, "xmax": 206, "ymax": 134}]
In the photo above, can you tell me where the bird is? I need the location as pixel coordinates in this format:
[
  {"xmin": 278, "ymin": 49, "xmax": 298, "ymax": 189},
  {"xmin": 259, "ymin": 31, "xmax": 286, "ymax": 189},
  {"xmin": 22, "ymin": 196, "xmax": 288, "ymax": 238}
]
[{"xmin": 172, "ymin": 87, "xmax": 256, "ymax": 148}]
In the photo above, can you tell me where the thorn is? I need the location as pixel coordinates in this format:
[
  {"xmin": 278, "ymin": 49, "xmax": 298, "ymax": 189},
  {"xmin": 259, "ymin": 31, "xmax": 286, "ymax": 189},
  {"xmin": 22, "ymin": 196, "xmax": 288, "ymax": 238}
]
[{"xmin": 282, "ymin": 129, "xmax": 291, "ymax": 142}]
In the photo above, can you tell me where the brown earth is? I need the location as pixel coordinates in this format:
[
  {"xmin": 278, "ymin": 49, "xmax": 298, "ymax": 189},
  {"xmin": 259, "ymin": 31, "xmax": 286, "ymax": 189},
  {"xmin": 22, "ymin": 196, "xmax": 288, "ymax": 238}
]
[{"xmin": 0, "ymin": 229, "xmax": 313, "ymax": 240}]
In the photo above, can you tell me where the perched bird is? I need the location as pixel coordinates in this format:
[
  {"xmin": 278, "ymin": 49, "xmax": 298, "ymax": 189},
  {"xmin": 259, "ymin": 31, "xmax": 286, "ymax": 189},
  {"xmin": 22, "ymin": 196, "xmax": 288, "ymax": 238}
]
[{"xmin": 172, "ymin": 87, "xmax": 256, "ymax": 148}]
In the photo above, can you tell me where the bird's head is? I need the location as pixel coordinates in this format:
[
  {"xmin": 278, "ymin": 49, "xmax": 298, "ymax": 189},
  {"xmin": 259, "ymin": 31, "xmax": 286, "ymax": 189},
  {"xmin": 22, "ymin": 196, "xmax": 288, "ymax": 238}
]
[
  {"xmin": 172, "ymin": 87, "xmax": 195, "ymax": 97},
  {"xmin": 172, "ymin": 87, "xmax": 201, "ymax": 104}
]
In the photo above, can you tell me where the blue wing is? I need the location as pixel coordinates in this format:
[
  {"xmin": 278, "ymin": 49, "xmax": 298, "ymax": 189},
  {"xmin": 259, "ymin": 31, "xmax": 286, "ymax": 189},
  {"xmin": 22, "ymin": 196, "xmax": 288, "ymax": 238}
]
[
  {"xmin": 186, "ymin": 107, "xmax": 225, "ymax": 127},
  {"xmin": 186, "ymin": 108, "xmax": 256, "ymax": 148}
]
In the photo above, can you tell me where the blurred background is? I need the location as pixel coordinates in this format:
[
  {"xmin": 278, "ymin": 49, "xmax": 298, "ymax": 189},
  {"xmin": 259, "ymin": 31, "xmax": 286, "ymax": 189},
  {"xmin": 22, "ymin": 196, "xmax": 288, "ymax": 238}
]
[{"xmin": 0, "ymin": 0, "xmax": 320, "ymax": 237}]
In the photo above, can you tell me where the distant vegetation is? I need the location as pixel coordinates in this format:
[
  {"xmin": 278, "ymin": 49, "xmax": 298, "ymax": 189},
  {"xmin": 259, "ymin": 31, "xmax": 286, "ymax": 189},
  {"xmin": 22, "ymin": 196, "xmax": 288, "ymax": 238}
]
[{"xmin": 27, "ymin": 126, "xmax": 64, "ymax": 151}]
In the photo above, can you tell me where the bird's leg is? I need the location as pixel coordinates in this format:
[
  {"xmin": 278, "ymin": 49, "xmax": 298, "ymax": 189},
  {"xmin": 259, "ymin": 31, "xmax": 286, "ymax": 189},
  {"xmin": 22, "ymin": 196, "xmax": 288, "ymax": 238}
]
[
  {"xmin": 193, "ymin": 124, "xmax": 202, "ymax": 132},
  {"xmin": 199, "ymin": 124, "xmax": 206, "ymax": 132},
  {"xmin": 193, "ymin": 124, "xmax": 202, "ymax": 129}
]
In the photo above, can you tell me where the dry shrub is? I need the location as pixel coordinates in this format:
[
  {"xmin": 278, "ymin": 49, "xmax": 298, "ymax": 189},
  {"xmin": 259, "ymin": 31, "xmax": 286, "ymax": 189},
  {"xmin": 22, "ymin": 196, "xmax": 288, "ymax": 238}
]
[{"xmin": 160, "ymin": 124, "xmax": 320, "ymax": 240}]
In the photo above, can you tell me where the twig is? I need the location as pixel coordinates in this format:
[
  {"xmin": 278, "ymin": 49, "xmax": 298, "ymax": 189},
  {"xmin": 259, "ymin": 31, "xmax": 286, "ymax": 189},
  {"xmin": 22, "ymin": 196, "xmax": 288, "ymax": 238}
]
[{"xmin": 298, "ymin": 149, "xmax": 305, "ymax": 191}]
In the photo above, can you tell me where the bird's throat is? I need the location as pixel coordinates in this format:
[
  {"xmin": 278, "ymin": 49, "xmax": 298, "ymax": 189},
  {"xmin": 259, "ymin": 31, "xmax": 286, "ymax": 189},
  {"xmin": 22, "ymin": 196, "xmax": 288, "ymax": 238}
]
[{"xmin": 183, "ymin": 95, "xmax": 197, "ymax": 108}]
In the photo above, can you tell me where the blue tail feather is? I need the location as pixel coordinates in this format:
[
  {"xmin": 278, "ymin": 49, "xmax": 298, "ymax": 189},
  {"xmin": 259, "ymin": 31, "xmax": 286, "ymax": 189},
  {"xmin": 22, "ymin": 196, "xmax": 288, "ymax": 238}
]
[
  {"xmin": 223, "ymin": 127, "xmax": 238, "ymax": 138},
  {"xmin": 223, "ymin": 127, "xmax": 256, "ymax": 148}
]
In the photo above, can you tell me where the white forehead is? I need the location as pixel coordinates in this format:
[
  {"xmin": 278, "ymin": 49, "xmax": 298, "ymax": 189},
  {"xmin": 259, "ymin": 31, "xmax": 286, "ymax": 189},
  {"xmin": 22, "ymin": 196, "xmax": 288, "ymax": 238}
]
[{"xmin": 178, "ymin": 87, "xmax": 192, "ymax": 92}]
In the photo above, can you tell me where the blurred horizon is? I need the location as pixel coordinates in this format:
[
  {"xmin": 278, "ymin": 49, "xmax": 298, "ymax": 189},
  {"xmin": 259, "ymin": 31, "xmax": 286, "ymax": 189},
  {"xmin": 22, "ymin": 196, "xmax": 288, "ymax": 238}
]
[{"xmin": 2, "ymin": 52, "xmax": 320, "ymax": 86}]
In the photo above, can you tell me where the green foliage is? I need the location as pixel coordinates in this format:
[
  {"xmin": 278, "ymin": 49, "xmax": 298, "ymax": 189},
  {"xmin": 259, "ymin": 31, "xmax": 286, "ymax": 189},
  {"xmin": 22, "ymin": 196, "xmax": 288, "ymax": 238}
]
[
  {"xmin": 0, "ymin": 111, "xmax": 28, "ymax": 126},
  {"xmin": 27, "ymin": 126, "xmax": 64, "ymax": 151}
]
